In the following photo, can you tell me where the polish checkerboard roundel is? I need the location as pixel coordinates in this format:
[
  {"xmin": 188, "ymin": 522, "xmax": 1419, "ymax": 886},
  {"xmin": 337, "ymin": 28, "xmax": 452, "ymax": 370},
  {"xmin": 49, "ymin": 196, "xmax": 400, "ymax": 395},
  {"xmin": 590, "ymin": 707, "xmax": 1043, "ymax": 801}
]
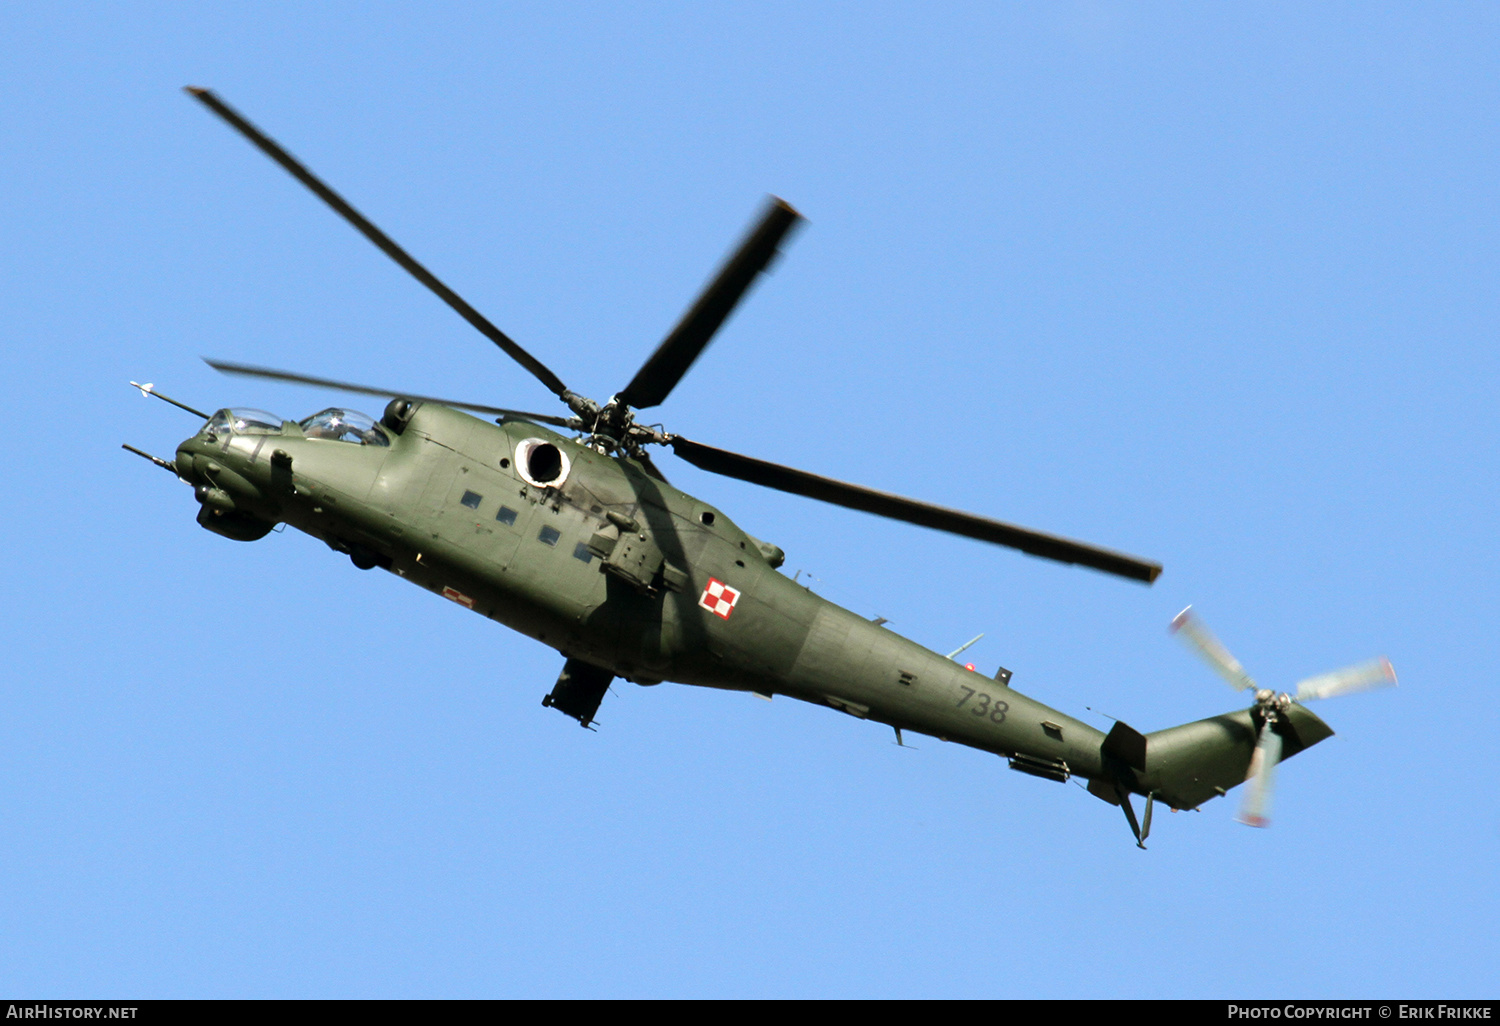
[{"xmin": 698, "ymin": 577, "xmax": 741, "ymax": 619}]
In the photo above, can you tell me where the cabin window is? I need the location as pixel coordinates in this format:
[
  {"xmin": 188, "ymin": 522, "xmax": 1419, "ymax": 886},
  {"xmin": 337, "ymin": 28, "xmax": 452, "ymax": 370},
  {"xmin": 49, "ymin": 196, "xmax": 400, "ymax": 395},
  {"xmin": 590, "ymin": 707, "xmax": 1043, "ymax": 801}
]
[
  {"xmin": 572, "ymin": 542, "xmax": 593, "ymax": 564},
  {"xmin": 495, "ymin": 505, "xmax": 518, "ymax": 526},
  {"xmin": 538, "ymin": 525, "xmax": 560, "ymax": 547},
  {"xmin": 460, "ymin": 490, "xmax": 482, "ymax": 510}
]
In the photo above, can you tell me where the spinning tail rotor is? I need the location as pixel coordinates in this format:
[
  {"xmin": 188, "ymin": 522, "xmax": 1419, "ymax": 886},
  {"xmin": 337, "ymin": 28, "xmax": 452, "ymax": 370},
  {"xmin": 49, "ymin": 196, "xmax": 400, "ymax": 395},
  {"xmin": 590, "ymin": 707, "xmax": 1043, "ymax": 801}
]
[{"xmin": 1170, "ymin": 606, "xmax": 1396, "ymax": 827}]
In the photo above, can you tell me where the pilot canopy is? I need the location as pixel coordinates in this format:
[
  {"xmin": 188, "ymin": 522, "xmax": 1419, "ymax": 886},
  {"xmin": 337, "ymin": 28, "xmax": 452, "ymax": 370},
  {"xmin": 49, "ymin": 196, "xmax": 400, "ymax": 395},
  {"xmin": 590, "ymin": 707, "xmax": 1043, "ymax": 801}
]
[{"xmin": 298, "ymin": 408, "xmax": 390, "ymax": 446}]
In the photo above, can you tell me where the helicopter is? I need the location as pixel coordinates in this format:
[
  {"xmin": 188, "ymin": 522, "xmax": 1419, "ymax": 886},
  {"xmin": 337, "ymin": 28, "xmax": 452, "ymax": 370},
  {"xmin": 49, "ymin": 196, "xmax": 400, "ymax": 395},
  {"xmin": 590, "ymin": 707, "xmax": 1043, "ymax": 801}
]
[{"xmin": 125, "ymin": 87, "xmax": 1385, "ymax": 847}]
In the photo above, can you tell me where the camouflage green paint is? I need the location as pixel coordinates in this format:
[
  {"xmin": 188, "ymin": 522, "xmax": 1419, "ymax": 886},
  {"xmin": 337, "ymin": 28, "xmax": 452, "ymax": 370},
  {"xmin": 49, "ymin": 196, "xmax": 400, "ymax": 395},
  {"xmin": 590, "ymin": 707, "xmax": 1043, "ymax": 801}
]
[{"xmin": 174, "ymin": 401, "xmax": 1331, "ymax": 821}]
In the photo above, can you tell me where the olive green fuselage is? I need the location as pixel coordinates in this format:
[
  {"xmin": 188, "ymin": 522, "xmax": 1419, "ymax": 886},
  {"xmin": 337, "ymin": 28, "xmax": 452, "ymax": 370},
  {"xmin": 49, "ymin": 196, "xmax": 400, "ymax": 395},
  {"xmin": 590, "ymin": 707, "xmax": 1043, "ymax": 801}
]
[{"xmin": 174, "ymin": 402, "xmax": 1330, "ymax": 813}]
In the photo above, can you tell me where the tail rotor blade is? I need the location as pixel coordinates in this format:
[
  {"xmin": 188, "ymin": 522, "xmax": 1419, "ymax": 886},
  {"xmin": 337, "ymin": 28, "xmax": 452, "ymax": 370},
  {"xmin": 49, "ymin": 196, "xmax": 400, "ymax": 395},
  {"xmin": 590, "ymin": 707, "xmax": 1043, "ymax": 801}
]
[
  {"xmin": 1295, "ymin": 656, "xmax": 1397, "ymax": 702},
  {"xmin": 1170, "ymin": 606, "xmax": 1257, "ymax": 692},
  {"xmin": 1236, "ymin": 720, "xmax": 1283, "ymax": 828}
]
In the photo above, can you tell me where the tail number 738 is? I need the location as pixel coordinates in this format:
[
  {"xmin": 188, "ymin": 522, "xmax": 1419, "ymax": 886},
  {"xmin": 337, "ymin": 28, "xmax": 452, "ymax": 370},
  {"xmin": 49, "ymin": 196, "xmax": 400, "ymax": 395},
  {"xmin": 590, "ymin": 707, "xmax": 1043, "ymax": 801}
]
[{"xmin": 955, "ymin": 685, "xmax": 1008, "ymax": 724}]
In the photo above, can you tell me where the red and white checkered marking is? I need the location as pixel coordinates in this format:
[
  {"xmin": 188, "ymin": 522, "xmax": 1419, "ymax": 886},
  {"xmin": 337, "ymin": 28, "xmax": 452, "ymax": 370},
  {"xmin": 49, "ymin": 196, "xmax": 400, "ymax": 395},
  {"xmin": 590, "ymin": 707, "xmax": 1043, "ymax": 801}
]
[
  {"xmin": 698, "ymin": 577, "xmax": 741, "ymax": 620},
  {"xmin": 442, "ymin": 586, "xmax": 475, "ymax": 609}
]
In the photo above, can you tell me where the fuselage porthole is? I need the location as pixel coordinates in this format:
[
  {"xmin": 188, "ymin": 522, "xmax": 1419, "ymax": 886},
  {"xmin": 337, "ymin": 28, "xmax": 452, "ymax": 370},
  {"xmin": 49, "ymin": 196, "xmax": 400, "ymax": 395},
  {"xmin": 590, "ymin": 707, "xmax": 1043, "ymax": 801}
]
[{"xmin": 515, "ymin": 438, "xmax": 570, "ymax": 489}]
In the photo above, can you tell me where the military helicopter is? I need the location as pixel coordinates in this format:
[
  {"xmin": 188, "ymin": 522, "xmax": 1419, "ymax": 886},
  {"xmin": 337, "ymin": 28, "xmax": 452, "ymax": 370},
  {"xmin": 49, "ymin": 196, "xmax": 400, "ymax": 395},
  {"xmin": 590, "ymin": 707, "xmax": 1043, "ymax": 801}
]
[{"xmin": 125, "ymin": 88, "xmax": 1381, "ymax": 847}]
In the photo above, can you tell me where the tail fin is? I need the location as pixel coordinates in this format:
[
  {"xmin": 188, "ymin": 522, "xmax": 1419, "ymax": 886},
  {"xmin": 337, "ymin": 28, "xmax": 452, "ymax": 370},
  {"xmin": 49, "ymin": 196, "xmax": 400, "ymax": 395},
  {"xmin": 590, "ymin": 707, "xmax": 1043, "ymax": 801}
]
[{"xmin": 1141, "ymin": 703, "xmax": 1334, "ymax": 811}]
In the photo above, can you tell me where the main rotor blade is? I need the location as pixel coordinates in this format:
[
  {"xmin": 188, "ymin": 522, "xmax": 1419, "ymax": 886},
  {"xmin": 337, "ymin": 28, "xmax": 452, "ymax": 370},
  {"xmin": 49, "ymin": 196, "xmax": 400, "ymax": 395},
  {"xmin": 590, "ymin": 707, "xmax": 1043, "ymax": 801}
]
[
  {"xmin": 1237, "ymin": 719, "xmax": 1283, "ymax": 828},
  {"xmin": 205, "ymin": 359, "xmax": 578, "ymax": 427},
  {"xmin": 1294, "ymin": 656, "xmax": 1397, "ymax": 702},
  {"xmin": 616, "ymin": 198, "xmax": 803, "ymax": 410},
  {"xmin": 668, "ymin": 436, "xmax": 1162, "ymax": 583},
  {"xmin": 1169, "ymin": 606, "xmax": 1257, "ymax": 692},
  {"xmin": 185, "ymin": 87, "xmax": 572, "ymax": 401}
]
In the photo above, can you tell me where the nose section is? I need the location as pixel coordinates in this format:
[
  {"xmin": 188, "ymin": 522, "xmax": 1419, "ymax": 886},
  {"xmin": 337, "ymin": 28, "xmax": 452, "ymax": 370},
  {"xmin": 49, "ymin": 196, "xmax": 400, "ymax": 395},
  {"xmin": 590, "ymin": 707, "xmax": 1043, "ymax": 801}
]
[
  {"xmin": 174, "ymin": 433, "xmax": 219, "ymax": 486},
  {"xmin": 174, "ymin": 436, "xmax": 205, "ymax": 486},
  {"xmin": 175, "ymin": 432, "xmax": 281, "ymax": 542}
]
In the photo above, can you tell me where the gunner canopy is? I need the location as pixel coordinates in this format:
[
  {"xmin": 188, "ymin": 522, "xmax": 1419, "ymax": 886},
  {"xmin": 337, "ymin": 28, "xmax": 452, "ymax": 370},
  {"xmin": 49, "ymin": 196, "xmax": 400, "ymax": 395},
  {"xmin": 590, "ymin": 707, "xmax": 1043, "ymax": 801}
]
[{"xmin": 207, "ymin": 408, "xmax": 284, "ymax": 435}]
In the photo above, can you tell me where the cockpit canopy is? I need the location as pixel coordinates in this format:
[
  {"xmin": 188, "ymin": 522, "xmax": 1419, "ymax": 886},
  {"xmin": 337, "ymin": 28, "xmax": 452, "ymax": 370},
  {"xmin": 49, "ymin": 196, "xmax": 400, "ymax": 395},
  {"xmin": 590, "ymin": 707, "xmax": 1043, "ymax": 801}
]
[
  {"xmin": 204, "ymin": 407, "xmax": 390, "ymax": 447},
  {"xmin": 207, "ymin": 408, "xmax": 284, "ymax": 435},
  {"xmin": 298, "ymin": 408, "xmax": 390, "ymax": 447}
]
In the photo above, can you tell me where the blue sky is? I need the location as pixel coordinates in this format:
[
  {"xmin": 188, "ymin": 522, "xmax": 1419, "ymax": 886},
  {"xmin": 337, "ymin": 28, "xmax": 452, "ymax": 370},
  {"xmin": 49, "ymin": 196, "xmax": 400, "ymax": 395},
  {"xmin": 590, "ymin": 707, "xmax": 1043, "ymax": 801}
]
[{"xmin": 1, "ymin": 2, "xmax": 1496, "ymax": 998}]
